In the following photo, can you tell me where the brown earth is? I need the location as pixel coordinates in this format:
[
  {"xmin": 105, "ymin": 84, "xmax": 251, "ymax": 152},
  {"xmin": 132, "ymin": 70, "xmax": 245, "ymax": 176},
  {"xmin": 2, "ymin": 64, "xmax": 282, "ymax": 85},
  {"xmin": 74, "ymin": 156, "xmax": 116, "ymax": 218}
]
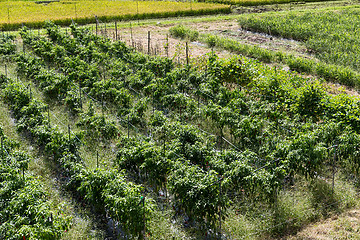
[{"xmin": 104, "ymin": 18, "xmax": 310, "ymax": 63}]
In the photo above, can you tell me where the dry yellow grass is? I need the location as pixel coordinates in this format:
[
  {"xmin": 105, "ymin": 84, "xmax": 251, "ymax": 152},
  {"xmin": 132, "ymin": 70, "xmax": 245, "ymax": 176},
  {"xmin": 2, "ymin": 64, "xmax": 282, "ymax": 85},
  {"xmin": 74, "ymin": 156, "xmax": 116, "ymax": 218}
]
[
  {"xmin": 287, "ymin": 209, "xmax": 360, "ymax": 240},
  {"xmin": 0, "ymin": 1, "xmax": 229, "ymax": 29}
]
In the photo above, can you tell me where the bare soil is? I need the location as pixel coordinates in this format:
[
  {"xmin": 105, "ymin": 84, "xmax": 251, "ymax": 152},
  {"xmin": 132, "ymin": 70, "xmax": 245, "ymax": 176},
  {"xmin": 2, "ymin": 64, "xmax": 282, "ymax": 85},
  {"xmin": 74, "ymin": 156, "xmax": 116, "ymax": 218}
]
[{"xmin": 105, "ymin": 18, "xmax": 311, "ymax": 64}]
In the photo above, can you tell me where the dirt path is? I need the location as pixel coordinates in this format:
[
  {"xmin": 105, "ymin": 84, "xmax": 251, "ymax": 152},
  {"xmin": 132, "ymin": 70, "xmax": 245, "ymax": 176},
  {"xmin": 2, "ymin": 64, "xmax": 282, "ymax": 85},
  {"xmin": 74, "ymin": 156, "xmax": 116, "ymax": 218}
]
[
  {"xmin": 113, "ymin": 22, "xmax": 233, "ymax": 63},
  {"xmin": 106, "ymin": 17, "xmax": 313, "ymax": 64}
]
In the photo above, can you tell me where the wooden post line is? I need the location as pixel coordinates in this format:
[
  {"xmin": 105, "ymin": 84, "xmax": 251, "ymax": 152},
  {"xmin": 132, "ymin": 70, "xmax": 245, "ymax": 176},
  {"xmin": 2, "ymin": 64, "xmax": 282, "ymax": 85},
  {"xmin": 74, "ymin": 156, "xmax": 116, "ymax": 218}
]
[{"xmin": 101, "ymin": 93, "xmax": 104, "ymax": 119}]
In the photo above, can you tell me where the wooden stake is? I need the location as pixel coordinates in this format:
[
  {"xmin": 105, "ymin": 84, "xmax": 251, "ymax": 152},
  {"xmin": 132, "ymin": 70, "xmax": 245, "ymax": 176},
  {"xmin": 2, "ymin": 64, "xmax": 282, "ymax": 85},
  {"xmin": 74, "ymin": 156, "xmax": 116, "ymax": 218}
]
[
  {"xmin": 186, "ymin": 42, "xmax": 189, "ymax": 65},
  {"xmin": 130, "ymin": 22, "xmax": 133, "ymax": 47},
  {"xmin": 68, "ymin": 125, "xmax": 71, "ymax": 143},
  {"xmin": 48, "ymin": 106, "xmax": 50, "ymax": 127},
  {"xmin": 143, "ymin": 196, "xmax": 146, "ymax": 239},
  {"xmin": 104, "ymin": 22, "xmax": 107, "ymax": 37},
  {"xmin": 332, "ymin": 145, "xmax": 337, "ymax": 194},
  {"xmin": 219, "ymin": 179, "xmax": 222, "ymax": 239},
  {"xmin": 7, "ymin": 7, "xmax": 10, "ymax": 24},
  {"xmin": 148, "ymin": 31, "xmax": 151, "ymax": 55},
  {"xmin": 29, "ymin": 85, "xmax": 32, "ymax": 99},
  {"xmin": 166, "ymin": 34, "xmax": 169, "ymax": 58},
  {"xmin": 79, "ymin": 84, "xmax": 82, "ymax": 110},
  {"xmin": 163, "ymin": 127, "xmax": 166, "ymax": 157},
  {"xmin": 1, "ymin": 137, "xmax": 3, "ymax": 158},
  {"xmin": 115, "ymin": 22, "xmax": 118, "ymax": 41},
  {"xmin": 95, "ymin": 16, "xmax": 98, "ymax": 36},
  {"xmin": 127, "ymin": 114, "xmax": 130, "ymax": 139}
]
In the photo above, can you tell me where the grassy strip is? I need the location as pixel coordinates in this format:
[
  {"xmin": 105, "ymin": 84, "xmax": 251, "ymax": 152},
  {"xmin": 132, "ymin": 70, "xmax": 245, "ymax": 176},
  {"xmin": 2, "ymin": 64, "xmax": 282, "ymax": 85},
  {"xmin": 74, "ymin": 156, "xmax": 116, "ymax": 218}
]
[
  {"xmin": 205, "ymin": 0, "xmax": 341, "ymax": 6},
  {"xmin": 237, "ymin": 6, "xmax": 360, "ymax": 72},
  {"xmin": 169, "ymin": 25, "xmax": 360, "ymax": 88},
  {"xmin": 202, "ymin": 34, "xmax": 360, "ymax": 88},
  {"xmin": 0, "ymin": 1, "xmax": 230, "ymax": 31}
]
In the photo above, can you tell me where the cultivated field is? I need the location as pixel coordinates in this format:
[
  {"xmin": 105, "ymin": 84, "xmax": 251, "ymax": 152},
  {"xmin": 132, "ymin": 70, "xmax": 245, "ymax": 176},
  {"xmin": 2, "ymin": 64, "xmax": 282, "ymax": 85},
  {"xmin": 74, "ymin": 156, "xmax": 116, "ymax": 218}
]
[
  {"xmin": 1, "ymin": 1, "xmax": 360, "ymax": 239},
  {"xmin": 0, "ymin": 1, "xmax": 230, "ymax": 30}
]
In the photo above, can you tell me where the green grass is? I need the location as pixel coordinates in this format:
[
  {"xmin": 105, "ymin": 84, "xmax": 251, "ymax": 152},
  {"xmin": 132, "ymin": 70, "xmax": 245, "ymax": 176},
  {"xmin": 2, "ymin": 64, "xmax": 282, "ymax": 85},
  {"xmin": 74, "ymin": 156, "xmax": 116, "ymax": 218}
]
[
  {"xmin": 238, "ymin": 5, "xmax": 360, "ymax": 73},
  {"xmin": 169, "ymin": 24, "xmax": 199, "ymax": 42},
  {"xmin": 223, "ymin": 175, "xmax": 360, "ymax": 239}
]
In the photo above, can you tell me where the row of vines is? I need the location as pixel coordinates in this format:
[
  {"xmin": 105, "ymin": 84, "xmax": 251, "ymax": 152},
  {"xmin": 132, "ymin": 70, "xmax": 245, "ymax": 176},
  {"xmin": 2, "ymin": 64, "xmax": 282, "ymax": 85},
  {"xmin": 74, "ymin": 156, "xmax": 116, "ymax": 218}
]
[
  {"xmin": 169, "ymin": 23, "xmax": 360, "ymax": 89},
  {"xmin": 0, "ymin": 125, "xmax": 72, "ymax": 239},
  {"xmin": 2, "ymin": 21, "xmax": 360, "ymax": 238}
]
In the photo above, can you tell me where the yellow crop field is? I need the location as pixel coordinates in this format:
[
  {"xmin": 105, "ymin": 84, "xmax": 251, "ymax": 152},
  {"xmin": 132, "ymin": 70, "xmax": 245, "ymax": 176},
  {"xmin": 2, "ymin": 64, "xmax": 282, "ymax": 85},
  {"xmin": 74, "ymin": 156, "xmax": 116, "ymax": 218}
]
[
  {"xmin": 0, "ymin": 1, "xmax": 230, "ymax": 29},
  {"xmin": 207, "ymin": 0, "xmax": 335, "ymax": 6}
]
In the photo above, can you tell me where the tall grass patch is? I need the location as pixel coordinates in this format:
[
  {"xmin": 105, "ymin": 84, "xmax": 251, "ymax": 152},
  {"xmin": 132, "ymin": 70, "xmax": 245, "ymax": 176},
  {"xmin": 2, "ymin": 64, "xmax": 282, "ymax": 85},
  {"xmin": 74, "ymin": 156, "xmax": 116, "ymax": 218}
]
[
  {"xmin": 238, "ymin": 6, "xmax": 360, "ymax": 73},
  {"xmin": 222, "ymin": 175, "xmax": 359, "ymax": 239}
]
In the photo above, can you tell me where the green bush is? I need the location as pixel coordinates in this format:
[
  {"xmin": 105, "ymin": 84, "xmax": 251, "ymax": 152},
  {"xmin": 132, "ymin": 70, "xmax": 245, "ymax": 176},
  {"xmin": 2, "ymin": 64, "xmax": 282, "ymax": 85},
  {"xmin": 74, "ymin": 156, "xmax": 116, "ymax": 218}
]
[{"xmin": 169, "ymin": 25, "xmax": 199, "ymax": 42}]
